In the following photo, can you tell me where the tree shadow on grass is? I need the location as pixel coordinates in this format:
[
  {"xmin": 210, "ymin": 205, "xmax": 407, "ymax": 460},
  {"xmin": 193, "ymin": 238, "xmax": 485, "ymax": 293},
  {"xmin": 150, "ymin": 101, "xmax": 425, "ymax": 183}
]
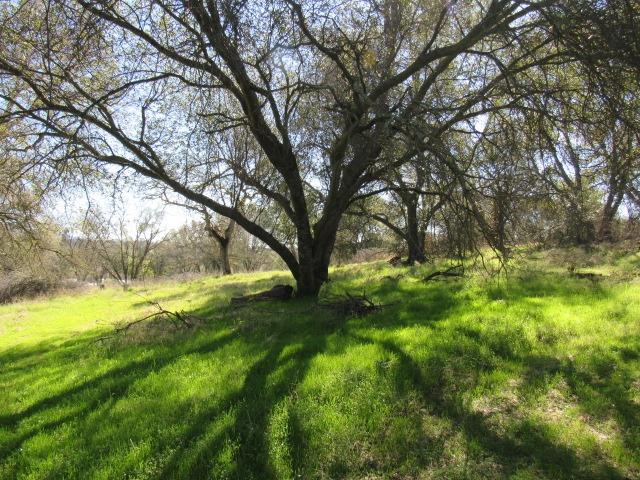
[
  {"xmin": 518, "ymin": 346, "xmax": 640, "ymax": 457},
  {"xmin": 1, "ymin": 269, "xmax": 636, "ymax": 479},
  {"xmin": 347, "ymin": 330, "xmax": 630, "ymax": 479},
  {"xmin": 156, "ymin": 310, "xmax": 345, "ymax": 479},
  {"xmin": 0, "ymin": 329, "xmax": 238, "ymax": 457},
  {"xmin": 0, "ymin": 292, "xmax": 343, "ymax": 479},
  {"xmin": 488, "ymin": 269, "xmax": 611, "ymax": 305}
]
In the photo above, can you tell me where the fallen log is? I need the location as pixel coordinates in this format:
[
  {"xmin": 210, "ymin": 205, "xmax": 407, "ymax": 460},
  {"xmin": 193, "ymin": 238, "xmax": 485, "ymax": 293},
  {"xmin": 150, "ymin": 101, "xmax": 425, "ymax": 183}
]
[
  {"xmin": 230, "ymin": 284, "xmax": 294, "ymax": 305},
  {"xmin": 422, "ymin": 265, "xmax": 464, "ymax": 282}
]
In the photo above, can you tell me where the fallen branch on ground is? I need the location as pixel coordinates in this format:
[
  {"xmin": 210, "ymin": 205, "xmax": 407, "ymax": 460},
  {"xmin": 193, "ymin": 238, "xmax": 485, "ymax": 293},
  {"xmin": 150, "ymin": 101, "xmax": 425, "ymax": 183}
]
[
  {"xmin": 382, "ymin": 274, "xmax": 405, "ymax": 282},
  {"xmin": 94, "ymin": 309, "xmax": 201, "ymax": 343},
  {"xmin": 319, "ymin": 292, "xmax": 386, "ymax": 317},
  {"xmin": 423, "ymin": 265, "xmax": 464, "ymax": 282},
  {"xmin": 230, "ymin": 284, "xmax": 294, "ymax": 305},
  {"xmin": 113, "ymin": 309, "xmax": 194, "ymax": 335},
  {"xmin": 94, "ymin": 293, "xmax": 203, "ymax": 342}
]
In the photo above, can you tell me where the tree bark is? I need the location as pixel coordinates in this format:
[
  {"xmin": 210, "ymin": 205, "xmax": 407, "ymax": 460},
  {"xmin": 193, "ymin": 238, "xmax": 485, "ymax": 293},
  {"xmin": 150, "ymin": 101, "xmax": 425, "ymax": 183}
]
[
  {"xmin": 491, "ymin": 188, "xmax": 509, "ymax": 258},
  {"xmin": 597, "ymin": 192, "xmax": 624, "ymax": 242},
  {"xmin": 295, "ymin": 211, "xmax": 342, "ymax": 297},
  {"xmin": 220, "ymin": 239, "xmax": 232, "ymax": 275},
  {"xmin": 566, "ymin": 201, "xmax": 595, "ymax": 245},
  {"xmin": 294, "ymin": 263, "xmax": 326, "ymax": 296},
  {"xmin": 204, "ymin": 213, "xmax": 235, "ymax": 275},
  {"xmin": 405, "ymin": 201, "xmax": 427, "ymax": 264}
]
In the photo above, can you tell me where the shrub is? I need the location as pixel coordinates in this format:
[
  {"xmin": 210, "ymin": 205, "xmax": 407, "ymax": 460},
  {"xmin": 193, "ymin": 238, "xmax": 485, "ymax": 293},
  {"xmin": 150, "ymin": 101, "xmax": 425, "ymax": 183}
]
[{"xmin": 0, "ymin": 273, "xmax": 58, "ymax": 303}]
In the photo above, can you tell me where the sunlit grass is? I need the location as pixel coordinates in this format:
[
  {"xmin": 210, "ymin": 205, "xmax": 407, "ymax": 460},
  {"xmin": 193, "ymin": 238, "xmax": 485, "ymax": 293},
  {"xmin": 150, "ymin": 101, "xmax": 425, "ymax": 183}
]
[{"xmin": 1, "ymin": 252, "xmax": 639, "ymax": 479}]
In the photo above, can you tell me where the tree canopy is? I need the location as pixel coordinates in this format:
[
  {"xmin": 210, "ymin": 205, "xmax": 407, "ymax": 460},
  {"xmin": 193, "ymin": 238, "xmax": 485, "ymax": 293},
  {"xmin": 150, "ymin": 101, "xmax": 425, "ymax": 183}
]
[{"xmin": 1, "ymin": 0, "xmax": 639, "ymax": 295}]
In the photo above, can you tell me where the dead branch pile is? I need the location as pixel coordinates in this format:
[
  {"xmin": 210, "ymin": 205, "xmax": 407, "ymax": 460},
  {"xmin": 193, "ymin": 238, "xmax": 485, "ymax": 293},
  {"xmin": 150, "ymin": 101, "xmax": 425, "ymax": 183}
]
[
  {"xmin": 95, "ymin": 294, "xmax": 203, "ymax": 343},
  {"xmin": 112, "ymin": 309, "xmax": 195, "ymax": 335},
  {"xmin": 319, "ymin": 292, "xmax": 381, "ymax": 317},
  {"xmin": 422, "ymin": 264, "xmax": 464, "ymax": 282},
  {"xmin": 230, "ymin": 284, "xmax": 294, "ymax": 305},
  {"xmin": 388, "ymin": 255, "xmax": 403, "ymax": 267},
  {"xmin": 382, "ymin": 273, "xmax": 405, "ymax": 282}
]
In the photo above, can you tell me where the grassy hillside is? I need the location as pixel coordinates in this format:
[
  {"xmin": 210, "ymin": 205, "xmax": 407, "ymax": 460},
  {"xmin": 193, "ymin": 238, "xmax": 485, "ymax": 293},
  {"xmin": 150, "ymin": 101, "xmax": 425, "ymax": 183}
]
[{"xmin": 1, "ymin": 250, "xmax": 639, "ymax": 479}]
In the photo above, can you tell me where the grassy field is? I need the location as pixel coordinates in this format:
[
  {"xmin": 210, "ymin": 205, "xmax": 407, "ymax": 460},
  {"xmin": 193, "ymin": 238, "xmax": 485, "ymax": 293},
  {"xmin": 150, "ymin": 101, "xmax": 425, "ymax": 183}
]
[{"xmin": 1, "ymin": 249, "xmax": 639, "ymax": 479}]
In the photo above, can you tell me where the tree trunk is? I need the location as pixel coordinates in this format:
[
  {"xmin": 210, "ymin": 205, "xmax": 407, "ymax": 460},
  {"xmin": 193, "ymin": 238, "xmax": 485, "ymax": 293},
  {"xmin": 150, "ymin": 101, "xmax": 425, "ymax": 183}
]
[
  {"xmin": 405, "ymin": 198, "xmax": 426, "ymax": 265},
  {"xmin": 406, "ymin": 221, "xmax": 426, "ymax": 264},
  {"xmin": 295, "ymin": 209, "xmax": 342, "ymax": 297},
  {"xmin": 597, "ymin": 192, "xmax": 623, "ymax": 242},
  {"xmin": 220, "ymin": 239, "xmax": 232, "ymax": 275},
  {"xmin": 295, "ymin": 270, "xmax": 325, "ymax": 297},
  {"xmin": 597, "ymin": 203, "xmax": 615, "ymax": 243},
  {"xmin": 204, "ymin": 213, "xmax": 235, "ymax": 275},
  {"xmin": 295, "ymin": 250, "xmax": 329, "ymax": 297},
  {"xmin": 492, "ymin": 189, "xmax": 509, "ymax": 258},
  {"xmin": 566, "ymin": 201, "xmax": 595, "ymax": 245}
]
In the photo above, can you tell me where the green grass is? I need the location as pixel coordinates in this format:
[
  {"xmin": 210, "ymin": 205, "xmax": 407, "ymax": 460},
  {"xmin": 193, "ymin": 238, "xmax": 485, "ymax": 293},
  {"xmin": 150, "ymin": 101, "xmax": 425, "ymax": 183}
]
[{"xmin": 1, "ymin": 251, "xmax": 639, "ymax": 479}]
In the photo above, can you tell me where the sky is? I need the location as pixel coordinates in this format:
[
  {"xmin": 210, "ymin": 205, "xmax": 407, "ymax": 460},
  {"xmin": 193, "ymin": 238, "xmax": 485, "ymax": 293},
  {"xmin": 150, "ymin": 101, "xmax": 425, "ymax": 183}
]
[{"xmin": 52, "ymin": 184, "xmax": 197, "ymax": 236}]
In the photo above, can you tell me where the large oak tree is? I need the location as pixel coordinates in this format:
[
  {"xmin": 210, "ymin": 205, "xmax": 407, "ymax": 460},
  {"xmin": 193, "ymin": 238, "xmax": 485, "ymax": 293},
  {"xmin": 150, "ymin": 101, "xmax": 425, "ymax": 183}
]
[{"xmin": 1, "ymin": 0, "xmax": 558, "ymax": 295}]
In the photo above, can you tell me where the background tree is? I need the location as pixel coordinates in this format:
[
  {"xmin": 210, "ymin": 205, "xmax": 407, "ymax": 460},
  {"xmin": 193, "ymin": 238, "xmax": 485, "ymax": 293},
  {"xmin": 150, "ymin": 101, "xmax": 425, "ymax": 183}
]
[
  {"xmin": 81, "ymin": 207, "xmax": 164, "ymax": 286},
  {"xmin": 585, "ymin": 102, "xmax": 640, "ymax": 242},
  {"xmin": 349, "ymin": 153, "xmax": 450, "ymax": 264}
]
